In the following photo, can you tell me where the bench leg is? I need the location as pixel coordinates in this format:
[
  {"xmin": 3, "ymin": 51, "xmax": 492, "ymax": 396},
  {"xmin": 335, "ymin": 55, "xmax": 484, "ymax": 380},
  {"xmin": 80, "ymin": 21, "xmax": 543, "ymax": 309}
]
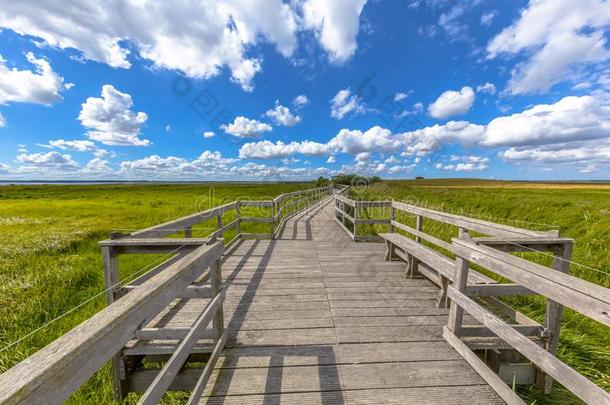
[
  {"xmin": 406, "ymin": 255, "xmax": 420, "ymax": 279},
  {"xmin": 384, "ymin": 240, "xmax": 392, "ymax": 261},
  {"xmin": 436, "ymin": 274, "xmax": 450, "ymax": 308}
]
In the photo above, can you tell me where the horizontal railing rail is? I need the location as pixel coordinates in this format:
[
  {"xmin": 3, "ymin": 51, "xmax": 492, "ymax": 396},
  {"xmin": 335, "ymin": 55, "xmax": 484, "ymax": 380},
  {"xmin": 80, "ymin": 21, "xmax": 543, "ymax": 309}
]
[
  {"xmin": 0, "ymin": 241, "xmax": 224, "ymax": 404},
  {"xmin": 123, "ymin": 185, "xmax": 334, "ymax": 244}
]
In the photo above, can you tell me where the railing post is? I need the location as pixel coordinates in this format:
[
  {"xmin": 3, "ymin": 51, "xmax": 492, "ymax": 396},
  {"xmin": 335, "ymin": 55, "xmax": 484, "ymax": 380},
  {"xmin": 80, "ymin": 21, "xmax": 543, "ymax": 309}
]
[
  {"xmin": 216, "ymin": 214, "xmax": 223, "ymax": 240},
  {"xmin": 537, "ymin": 240, "xmax": 573, "ymax": 393},
  {"xmin": 184, "ymin": 227, "xmax": 193, "ymax": 238},
  {"xmin": 415, "ymin": 215, "xmax": 423, "ymax": 243},
  {"xmin": 235, "ymin": 201, "xmax": 241, "ymax": 235},
  {"xmin": 389, "ymin": 201, "xmax": 395, "ymax": 233},
  {"xmin": 210, "ymin": 258, "xmax": 224, "ymax": 343},
  {"xmin": 353, "ymin": 201, "xmax": 359, "ymax": 241},
  {"xmin": 101, "ymin": 243, "xmax": 127, "ymax": 401},
  {"xmin": 448, "ymin": 254, "xmax": 470, "ymax": 335}
]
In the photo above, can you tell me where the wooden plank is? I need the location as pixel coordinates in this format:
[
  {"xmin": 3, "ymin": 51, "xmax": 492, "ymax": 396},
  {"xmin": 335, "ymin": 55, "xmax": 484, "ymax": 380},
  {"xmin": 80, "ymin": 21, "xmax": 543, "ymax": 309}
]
[
  {"xmin": 448, "ymin": 287, "xmax": 610, "ymax": 405},
  {"xmin": 100, "ymin": 238, "xmax": 210, "ymax": 254},
  {"xmin": 200, "ymin": 360, "xmax": 489, "ymax": 397},
  {"xmin": 186, "ymin": 331, "xmax": 228, "ymax": 404},
  {"xmin": 393, "ymin": 200, "xmax": 553, "ymax": 238},
  {"xmin": 138, "ymin": 290, "xmax": 226, "ymax": 404},
  {"xmin": 356, "ymin": 218, "xmax": 390, "ymax": 225},
  {"xmin": 126, "ymin": 285, "xmax": 213, "ymax": 299},
  {"xmin": 464, "ymin": 284, "xmax": 536, "ymax": 297},
  {"xmin": 391, "ymin": 220, "xmax": 452, "ymax": 251},
  {"xmin": 239, "ymin": 217, "xmax": 275, "ymax": 223},
  {"xmin": 453, "ymin": 239, "xmax": 610, "ymax": 327},
  {"xmin": 131, "ymin": 202, "xmax": 237, "ymax": 238},
  {"xmin": 239, "ymin": 200, "xmax": 273, "ymax": 207},
  {"xmin": 200, "ymin": 385, "xmax": 504, "ymax": 405},
  {"xmin": 0, "ymin": 241, "xmax": 224, "ymax": 404},
  {"xmin": 443, "ymin": 327, "xmax": 526, "ymax": 405},
  {"xmin": 473, "ymin": 237, "xmax": 572, "ymax": 253}
]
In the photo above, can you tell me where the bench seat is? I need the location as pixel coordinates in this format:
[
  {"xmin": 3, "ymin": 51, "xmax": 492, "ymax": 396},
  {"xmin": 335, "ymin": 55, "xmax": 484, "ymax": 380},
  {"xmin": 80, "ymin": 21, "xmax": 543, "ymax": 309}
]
[{"xmin": 379, "ymin": 232, "xmax": 497, "ymax": 287}]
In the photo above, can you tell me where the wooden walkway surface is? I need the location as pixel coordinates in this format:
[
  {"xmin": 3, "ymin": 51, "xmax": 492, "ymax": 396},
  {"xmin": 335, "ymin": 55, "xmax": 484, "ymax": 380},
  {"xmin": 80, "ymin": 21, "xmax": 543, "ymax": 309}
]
[{"xmin": 151, "ymin": 200, "xmax": 505, "ymax": 404}]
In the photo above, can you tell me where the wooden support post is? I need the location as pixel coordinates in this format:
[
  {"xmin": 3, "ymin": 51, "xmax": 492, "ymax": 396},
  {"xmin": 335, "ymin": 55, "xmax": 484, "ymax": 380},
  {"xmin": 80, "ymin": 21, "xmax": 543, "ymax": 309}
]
[
  {"xmin": 384, "ymin": 240, "xmax": 395, "ymax": 261},
  {"xmin": 101, "ymin": 245, "xmax": 119, "ymax": 305},
  {"xmin": 389, "ymin": 203, "xmax": 395, "ymax": 233},
  {"xmin": 101, "ymin": 244, "xmax": 127, "ymax": 402},
  {"xmin": 438, "ymin": 227, "xmax": 468, "ymax": 308},
  {"xmin": 353, "ymin": 203, "xmax": 359, "ymax": 241},
  {"xmin": 448, "ymin": 256, "xmax": 470, "ymax": 335},
  {"xmin": 210, "ymin": 259, "xmax": 224, "ymax": 343},
  {"xmin": 415, "ymin": 215, "xmax": 423, "ymax": 243},
  {"xmin": 216, "ymin": 214, "xmax": 223, "ymax": 240},
  {"xmin": 537, "ymin": 241, "xmax": 573, "ymax": 394},
  {"xmin": 235, "ymin": 202, "xmax": 241, "ymax": 234},
  {"xmin": 184, "ymin": 227, "xmax": 193, "ymax": 238}
]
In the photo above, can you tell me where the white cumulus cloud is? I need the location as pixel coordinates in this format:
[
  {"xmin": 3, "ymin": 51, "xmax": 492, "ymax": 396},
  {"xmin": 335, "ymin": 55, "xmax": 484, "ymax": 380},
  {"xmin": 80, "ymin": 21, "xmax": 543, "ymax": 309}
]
[
  {"xmin": 428, "ymin": 86, "xmax": 475, "ymax": 119},
  {"xmin": 265, "ymin": 101, "xmax": 301, "ymax": 126},
  {"xmin": 239, "ymin": 140, "xmax": 329, "ymax": 159},
  {"xmin": 487, "ymin": 0, "xmax": 610, "ymax": 94},
  {"xmin": 221, "ymin": 116, "xmax": 272, "ymax": 138},
  {"xmin": 79, "ymin": 84, "xmax": 150, "ymax": 146},
  {"xmin": 203, "ymin": 131, "xmax": 216, "ymax": 138},
  {"xmin": 17, "ymin": 151, "xmax": 79, "ymax": 171},
  {"xmin": 301, "ymin": 0, "xmax": 369, "ymax": 63},
  {"xmin": 0, "ymin": 1, "xmax": 369, "ymax": 91},
  {"xmin": 0, "ymin": 52, "xmax": 72, "ymax": 106},
  {"xmin": 482, "ymin": 94, "xmax": 610, "ymax": 147},
  {"xmin": 330, "ymin": 88, "xmax": 366, "ymax": 119}
]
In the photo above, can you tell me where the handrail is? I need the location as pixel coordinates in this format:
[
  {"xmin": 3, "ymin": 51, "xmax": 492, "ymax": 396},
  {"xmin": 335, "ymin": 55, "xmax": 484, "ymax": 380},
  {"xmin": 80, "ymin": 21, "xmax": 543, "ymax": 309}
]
[
  {"xmin": 0, "ymin": 241, "xmax": 224, "ymax": 404},
  {"xmin": 446, "ymin": 238, "xmax": 610, "ymax": 404}
]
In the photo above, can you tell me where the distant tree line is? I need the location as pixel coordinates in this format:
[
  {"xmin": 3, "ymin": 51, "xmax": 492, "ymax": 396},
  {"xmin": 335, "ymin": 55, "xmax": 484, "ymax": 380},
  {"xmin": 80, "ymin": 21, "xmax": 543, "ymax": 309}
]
[{"xmin": 314, "ymin": 174, "xmax": 382, "ymax": 186}]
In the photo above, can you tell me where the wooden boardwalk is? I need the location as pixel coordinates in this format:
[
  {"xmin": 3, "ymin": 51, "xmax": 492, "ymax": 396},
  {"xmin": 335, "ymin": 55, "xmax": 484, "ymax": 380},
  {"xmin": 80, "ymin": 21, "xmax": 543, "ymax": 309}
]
[{"xmin": 188, "ymin": 200, "xmax": 504, "ymax": 404}]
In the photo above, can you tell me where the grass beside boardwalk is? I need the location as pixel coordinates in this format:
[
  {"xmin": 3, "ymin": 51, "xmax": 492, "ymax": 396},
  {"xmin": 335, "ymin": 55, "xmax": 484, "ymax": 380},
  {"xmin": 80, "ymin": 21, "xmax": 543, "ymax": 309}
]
[
  {"xmin": 351, "ymin": 179, "xmax": 610, "ymax": 405},
  {"xmin": 0, "ymin": 182, "xmax": 311, "ymax": 403}
]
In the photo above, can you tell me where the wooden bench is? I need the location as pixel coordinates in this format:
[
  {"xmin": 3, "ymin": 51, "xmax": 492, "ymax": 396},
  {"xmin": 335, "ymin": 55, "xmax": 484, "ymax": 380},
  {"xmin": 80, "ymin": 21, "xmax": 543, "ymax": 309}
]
[{"xmin": 380, "ymin": 233, "xmax": 511, "ymax": 307}]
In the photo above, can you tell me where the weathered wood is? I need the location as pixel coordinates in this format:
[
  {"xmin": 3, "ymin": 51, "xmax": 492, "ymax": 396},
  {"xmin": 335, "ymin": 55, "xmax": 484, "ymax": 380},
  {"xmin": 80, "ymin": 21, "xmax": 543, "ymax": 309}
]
[
  {"xmin": 186, "ymin": 331, "xmax": 228, "ymax": 404},
  {"xmin": 138, "ymin": 290, "xmax": 226, "ymax": 405},
  {"xmin": 125, "ymin": 285, "xmax": 213, "ymax": 299},
  {"xmin": 464, "ymin": 284, "xmax": 536, "ymax": 297},
  {"xmin": 443, "ymin": 327, "xmax": 527, "ymax": 405},
  {"xmin": 393, "ymin": 200, "xmax": 554, "ymax": 238},
  {"xmin": 131, "ymin": 202, "xmax": 237, "ymax": 238},
  {"xmin": 448, "ymin": 287, "xmax": 610, "ymax": 405},
  {"xmin": 0, "ymin": 242, "xmax": 224, "ymax": 404},
  {"xmin": 473, "ymin": 236, "xmax": 572, "ymax": 253},
  {"xmin": 99, "ymin": 238, "xmax": 210, "ymax": 254},
  {"xmin": 539, "ymin": 240, "xmax": 573, "ymax": 393},
  {"xmin": 447, "ymin": 256, "xmax": 469, "ymax": 334},
  {"xmin": 391, "ymin": 220, "xmax": 452, "ymax": 252},
  {"xmin": 452, "ymin": 239, "xmax": 610, "ymax": 327}
]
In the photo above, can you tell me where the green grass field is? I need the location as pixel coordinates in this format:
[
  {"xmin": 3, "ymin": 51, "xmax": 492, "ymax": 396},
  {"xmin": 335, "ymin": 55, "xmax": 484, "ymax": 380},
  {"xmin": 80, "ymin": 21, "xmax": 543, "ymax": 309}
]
[
  {"xmin": 0, "ymin": 180, "xmax": 608, "ymax": 404},
  {"xmin": 351, "ymin": 179, "xmax": 610, "ymax": 404}
]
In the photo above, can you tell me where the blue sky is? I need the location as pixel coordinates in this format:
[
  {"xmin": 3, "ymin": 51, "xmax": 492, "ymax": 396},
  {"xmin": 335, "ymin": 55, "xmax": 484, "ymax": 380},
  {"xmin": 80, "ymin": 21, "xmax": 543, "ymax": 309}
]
[{"xmin": 0, "ymin": 0, "xmax": 609, "ymax": 181}]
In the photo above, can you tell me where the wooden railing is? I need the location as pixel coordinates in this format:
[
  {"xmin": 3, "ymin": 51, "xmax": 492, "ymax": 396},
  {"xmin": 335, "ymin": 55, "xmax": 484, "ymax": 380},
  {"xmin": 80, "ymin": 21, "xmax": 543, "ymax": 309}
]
[
  {"xmin": 446, "ymin": 238, "xmax": 610, "ymax": 404},
  {"xmin": 0, "ymin": 240, "xmax": 224, "ymax": 404},
  {"xmin": 124, "ymin": 185, "xmax": 333, "ymax": 244},
  {"xmin": 332, "ymin": 191, "xmax": 609, "ymax": 404}
]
